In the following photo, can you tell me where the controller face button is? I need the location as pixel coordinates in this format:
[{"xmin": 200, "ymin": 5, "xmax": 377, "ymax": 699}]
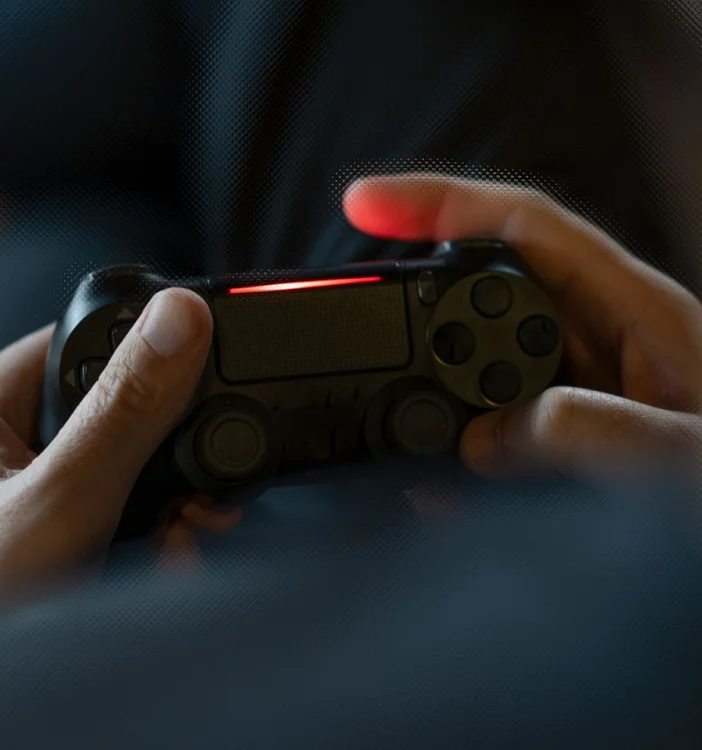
[
  {"xmin": 79, "ymin": 359, "xmax": 108, "ymax": 393},
  {"xmin": 417, "ymin": 270, "xmax": 439, "ymax": 305},
  {"xmin": 479, "ymin": 361, "xmax": 523, "ymax": 405},
  {"xmin": 386, "ymin": 392, "xmax": 458, "ymax": 456},
  {"xmin": 471, "ymin": 276, "xmax": 513, "ymax": 318},
  {"xmin": 194, "ymin": 411, "xmax": 268, "ymax": 482},
  {"xmin": 432, "ymin": 323, "xmax": 476, "ymax": 365},
  {"xmin": 110, "ymin": 322, "xmax": 134, "ymax": 352},
  {"xmin": 518, "ymin": 315, "xmax": 560, "ymax": 357}
]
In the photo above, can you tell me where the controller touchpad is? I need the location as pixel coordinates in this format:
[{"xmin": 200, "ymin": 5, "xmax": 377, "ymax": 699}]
[{"xmin": 214, "ymin": 283, "xmax": 411, "ymax": 383}]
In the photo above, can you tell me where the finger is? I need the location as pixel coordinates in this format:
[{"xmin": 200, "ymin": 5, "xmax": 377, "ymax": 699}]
[
  {"xmin": 157, "ymin": 520, "xmax": 203, "ymax": 574},
  {"xmin": 178, "ymin": 496, "xmax": 243, "ymax": 534},
  {"xmin": 0, "ymin": 418, "xmax": 35, "ymax": 478},
  {"xmin": 26, "ymin": 288, "xmax": 213, "ymax": 536},
  {"xmin": 460, "ymin": 386, "xmax": 702, "ymax": 478},
  {"xmin": 0, "ymin": 324, "xmax": 55, "ymax": 444},
  {"xmin": 342, "ymin": 174, "xmax": 696, "ymax": 323}
]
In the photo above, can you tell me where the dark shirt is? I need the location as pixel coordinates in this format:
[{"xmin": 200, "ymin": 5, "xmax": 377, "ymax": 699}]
[
  {"xmin": 0, "ymin": 2, "xmax": 701, "ymax": 747},
  {"xmin": 0, "ymin": 1, "xmax": 698, "ymax": 287}
]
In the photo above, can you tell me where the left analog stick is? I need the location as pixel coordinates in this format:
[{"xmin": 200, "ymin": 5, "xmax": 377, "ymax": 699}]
[{"xmin": 194, "ymin": 410, "xmax": 268, "ymax": 482}]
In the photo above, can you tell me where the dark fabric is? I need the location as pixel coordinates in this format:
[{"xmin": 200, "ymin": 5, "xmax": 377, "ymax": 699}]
[
  {"xmin": 2, "ymin": 476, "xmax": 702, "ymax": 749},
  {"xmin": 0, "ymin": 3, "xmax": 701, "ymax": 747},
  {"xmin": 0, "ymin": 0, "xmax": 699, "ymax": 347}
]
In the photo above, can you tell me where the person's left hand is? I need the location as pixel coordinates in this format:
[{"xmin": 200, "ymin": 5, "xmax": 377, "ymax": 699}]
[{"xmin": 0, "ymin": 314, "xmax": 242, "ymax": 591}]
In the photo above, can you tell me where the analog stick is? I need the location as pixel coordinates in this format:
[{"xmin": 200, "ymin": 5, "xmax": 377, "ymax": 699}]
[
  {"xmin": 194, "ymin": 410, "xmax": 269, "ymax": 482},
  {"xmin": 385, "ymin": 392, "xmax": 458, "ymax": 456}
]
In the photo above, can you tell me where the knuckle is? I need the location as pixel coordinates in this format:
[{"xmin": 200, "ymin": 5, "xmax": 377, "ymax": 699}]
[
  {"xmin": 501, "ymin": 190, "xmax": 552, "ymax": 241},
  {"xmin": 529, "ymin": 387, "xmax": 579, "ymax": 451},
  {"xmin": 92, "ymin": 358, "xmax": 162, "ymax": 417}
]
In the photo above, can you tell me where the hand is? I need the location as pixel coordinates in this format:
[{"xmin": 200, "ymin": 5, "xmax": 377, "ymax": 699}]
[
  {"xmin": 343, "ymin": 174, "xmax": 702, "ymax": 478},
  {"xmin": 0, "ymin": 288, "xmax": 241, "ymax": 598}
]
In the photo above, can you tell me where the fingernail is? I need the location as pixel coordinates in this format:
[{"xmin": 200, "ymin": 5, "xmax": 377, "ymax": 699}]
[
  {"xmin": 461, "ymin": 412, "xmax": 502, "ymax": 472},
  {"xmin": 140, "ymin": 290, "xmax": 203, "ymax": 358}
]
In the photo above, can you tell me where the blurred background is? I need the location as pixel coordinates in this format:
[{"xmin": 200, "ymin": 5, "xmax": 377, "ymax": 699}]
[{"xmin": 0, "ymin": 0, "xmax": 700, "ymax": 345}]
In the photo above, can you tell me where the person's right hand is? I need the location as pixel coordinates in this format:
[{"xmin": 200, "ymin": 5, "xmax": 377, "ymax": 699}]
[
  {"xmin": 343, "ymin": 174, "xmax": 702, "ymax": 479},
  {"xmin": 0, "ymin": 288, "xmax": 241, "ymax": 599}
]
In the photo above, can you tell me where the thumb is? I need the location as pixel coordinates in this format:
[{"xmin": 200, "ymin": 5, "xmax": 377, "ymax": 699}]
[
  {"xmin": 28, "ymin": 288, "xmax": 212, "ymax": 519},
  {"xmin": 460, "ymin": 387, "xmax": 702, "ymax": 479}
]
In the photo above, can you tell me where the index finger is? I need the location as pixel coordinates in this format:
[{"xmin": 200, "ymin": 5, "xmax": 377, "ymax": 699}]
[{"xmin": 342, "ymin": 174, "xmax": 686, "ymax": 319}]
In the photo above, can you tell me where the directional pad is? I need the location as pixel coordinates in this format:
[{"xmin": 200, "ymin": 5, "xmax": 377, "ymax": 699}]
[
  {"xmin": 110, "ymin": 322, "xmax": 134, "ymax": 352},
  {"xmin": 79, "ymin": 359, "xmax": 108, "ymax": 393}
]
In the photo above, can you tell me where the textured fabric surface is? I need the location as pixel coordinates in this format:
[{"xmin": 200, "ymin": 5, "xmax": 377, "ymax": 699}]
[
  {"xmin": 0, "ymin": 2, "xmax": 701, "ymax": 747},
  {"xmin": 0, "ymin": 1, "xmax": 700, "ymax": 346},
  {"xmin": 2, "ymin": 476, "xmax": 702, "ymax": 749}
]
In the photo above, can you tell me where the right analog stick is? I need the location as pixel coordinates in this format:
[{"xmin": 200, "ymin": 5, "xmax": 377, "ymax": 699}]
[
  {"xmin": 385, "ymin": 392, "xmax": 458, "ymax": 456},
  {"xmin": 194, "ymin": 410, "xmax": 269, "ymax": 482}
]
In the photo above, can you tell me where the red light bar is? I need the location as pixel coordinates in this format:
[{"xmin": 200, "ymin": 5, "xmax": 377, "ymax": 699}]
[{"xmin": 227, "ymin": 276, "xmax": 383, "ymax": 295}]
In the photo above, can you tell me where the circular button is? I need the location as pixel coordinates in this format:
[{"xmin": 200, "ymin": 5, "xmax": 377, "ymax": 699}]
[
  {"xmin": 432, "ymin": 323, "xmax": 476, "ymax": 365},
  {"xmin": 194, "ymin": 411, "xmax": 268, "ymax": 482},
  {"xmin": 480, "ymin": 362, "xmax": 523, "ymax": 405},
  {"xmin": 471, "ymin": 276, "xmax": 513, "ymax": 318},
  {"xmin": 386, "ymin": 392, "xmax": 458, "ymax": 456},
  {"xmin": 518, "ymin": 315, "xmax": 560, "ymax": 357}
]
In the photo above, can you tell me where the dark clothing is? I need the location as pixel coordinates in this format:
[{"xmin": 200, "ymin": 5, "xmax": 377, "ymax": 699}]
[
  {"xmin": 0, "ymin": 1, "xmax": 700, "ymax": 346},
  {"xmin": 3, "ymin": 476, "xmax": 702, "ymax": 750},
  {"xmin": 0, "ymin": 2, "xmax": 701, "ymax": 747}
]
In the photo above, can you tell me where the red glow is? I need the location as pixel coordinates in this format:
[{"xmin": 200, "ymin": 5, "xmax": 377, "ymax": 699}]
[
  {"xmin": 342, "ymin": 178, "xmax": 442, "ymax": 240},
  {"xmin": 227, "ymin": 276, "xmax": 383, "ymax": 295}
]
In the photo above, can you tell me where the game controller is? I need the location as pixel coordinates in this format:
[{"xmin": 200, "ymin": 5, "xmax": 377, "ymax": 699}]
[{"xmin": 39, "ymin": 239, "xmax": 563, "ymax": 539}]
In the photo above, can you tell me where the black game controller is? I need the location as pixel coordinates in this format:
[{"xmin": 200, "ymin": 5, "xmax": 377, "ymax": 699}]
[{"xmin": 39, "ymin": 239, "xmax": 563, "ymax": 539}]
